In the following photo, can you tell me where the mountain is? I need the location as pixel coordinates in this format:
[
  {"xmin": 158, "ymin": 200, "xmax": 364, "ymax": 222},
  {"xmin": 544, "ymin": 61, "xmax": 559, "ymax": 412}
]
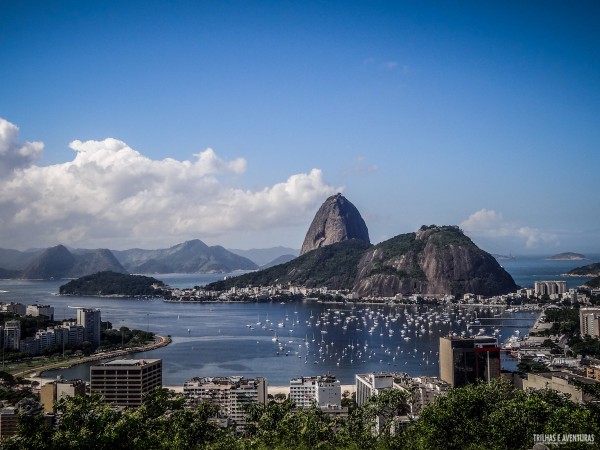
[
  {"xmin": 206, "ymin": 225, "xmax": 517, "ymax": 297},
  {"xmin": 547, "ymin": 252, "xmax": 586, "ymax": 260},
  {"xmin": 113, "ymin": 239, "xmax": 258, "ymax": 273},
  {"xmin": 300, "ymin": 193, "xmax": 370, "ymax": 256},
  {"xmin": 353, "ymin": 225, "xmax": 517, "ymax": 297},
  {"xmin": 582, "ymin": 276, "xmax": 600, "ymax": 289},
  {"xmin": 565, "ymin": 262, "xmax": 600, "ymax": 277},
  {"xmin": 0, "ymin": 248, "xmax": 42, "ymax": 270},
  {"xmin": 260, "ymin": 254, "xmax": 298, "ymax": 269},
  {"xmin": 228, "ymin": 247, "xmax": 300, "ymax": 266},
  {"xmin": 20, "ymin": 245, "xmax": 127, "ymax": 279}
]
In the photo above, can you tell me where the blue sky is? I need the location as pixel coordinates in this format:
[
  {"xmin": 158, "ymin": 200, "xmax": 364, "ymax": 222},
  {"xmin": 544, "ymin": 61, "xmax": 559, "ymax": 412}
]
[{"xmin": 0, "ymin": 1, "xmax": 598, "ymax": 254}]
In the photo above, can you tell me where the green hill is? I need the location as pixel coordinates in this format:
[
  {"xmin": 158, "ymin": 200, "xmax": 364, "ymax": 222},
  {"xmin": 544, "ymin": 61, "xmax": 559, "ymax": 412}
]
[
  {"xmin": 566, "ymin": 262, "xmax": 600, "ymax": 277},
  {"xmin": 59, "ymin": 271, "xmax": 166, "ymax": 296}
]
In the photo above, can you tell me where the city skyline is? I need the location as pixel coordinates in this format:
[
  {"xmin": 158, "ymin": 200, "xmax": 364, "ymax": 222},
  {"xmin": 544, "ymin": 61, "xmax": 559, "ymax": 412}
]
[{"xmin": 1, "ymin": 1, "xmax": 598, "ymax": 254}]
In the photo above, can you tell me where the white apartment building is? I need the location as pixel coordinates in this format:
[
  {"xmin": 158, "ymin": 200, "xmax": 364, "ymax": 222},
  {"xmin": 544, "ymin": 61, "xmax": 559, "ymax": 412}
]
[
  {"xmin": 393, "ymin": 374, "xmax": 449, "ymax": 415},
  {"xmin": 26, "ymin": 304, "xmax": 54, "ymax": 320},
  {"xmin": 289, "ymin": 375, "xmax": 342, "ymax": 408},
  {"xmin": 183, "ymin": 376, "xmax": 267, "ymax": 427},
  {"xmin": 580, "ymin": 307, "xmax": 600, "ymax": 337},
  {"xmin": 534, "ymin": 281, "xmax": 567, "ymax": 297},
  {"xmin": 355, "ymin": 372, "xmax": 394, "ymax": 407}
]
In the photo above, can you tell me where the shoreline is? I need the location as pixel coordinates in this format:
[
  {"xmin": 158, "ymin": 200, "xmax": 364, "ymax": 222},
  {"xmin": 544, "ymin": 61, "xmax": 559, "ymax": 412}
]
[{"xmin": 14, "ymin": 334, "xmax": 171, "ymax": 379}]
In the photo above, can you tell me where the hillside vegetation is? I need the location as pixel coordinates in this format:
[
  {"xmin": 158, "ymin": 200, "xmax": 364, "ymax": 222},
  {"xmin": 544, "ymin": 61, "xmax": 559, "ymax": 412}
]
[{"xmin": 59, "ymin": 271, "xmax": 166, "ymax": 296}]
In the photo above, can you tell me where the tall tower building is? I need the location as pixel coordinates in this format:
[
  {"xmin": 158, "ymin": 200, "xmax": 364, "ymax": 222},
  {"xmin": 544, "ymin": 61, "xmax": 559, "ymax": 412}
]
[
  {"xmin": 76, "ymin": 308, "xmax": 101, "ymax": 346},
  {"xmin": 3, "ymin": 321, "xmax": 21, "ymax": 350},
  {"xmin": 580, "ymin": 308, "xmax": 600, "ymax": 337},
  {"xmin": 439, "ymin": 336, "xmax": 501, "ymax": 388}
]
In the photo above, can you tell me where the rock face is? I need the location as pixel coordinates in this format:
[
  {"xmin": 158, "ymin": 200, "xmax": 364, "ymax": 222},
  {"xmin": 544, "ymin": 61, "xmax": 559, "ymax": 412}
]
[
  {"xmin": 300, "ymin": 193, "xmax": 370, "ymax": 256},
  {"xmin": 353, "ymin": 225, "xmax": 517, "ymax": 297}
]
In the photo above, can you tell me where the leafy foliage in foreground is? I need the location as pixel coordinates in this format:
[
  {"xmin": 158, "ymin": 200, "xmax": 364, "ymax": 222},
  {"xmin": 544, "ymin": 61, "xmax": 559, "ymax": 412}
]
[
  {"xmin": 2, "ymin": 381, "xmax": 599, "ymax": 450},
  {"xmin": 59, "ymin": 271, "xmax": 166, "ymax": 296}
]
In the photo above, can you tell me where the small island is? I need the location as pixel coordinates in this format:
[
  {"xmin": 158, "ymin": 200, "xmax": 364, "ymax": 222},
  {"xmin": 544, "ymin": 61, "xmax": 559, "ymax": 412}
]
[
  {"xmin": 546, "ymin": 252, "xmax": 585, "ymax": 261},
  {"xmin": 59, "ymin": 271, "xmax": 167, "ymax": 296}
]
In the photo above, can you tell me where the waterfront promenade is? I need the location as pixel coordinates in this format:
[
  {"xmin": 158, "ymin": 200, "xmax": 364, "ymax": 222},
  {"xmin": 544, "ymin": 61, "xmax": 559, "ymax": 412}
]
[{"xmin": 13, "ymin": 334, "xmax": 171, "ymax": 380}]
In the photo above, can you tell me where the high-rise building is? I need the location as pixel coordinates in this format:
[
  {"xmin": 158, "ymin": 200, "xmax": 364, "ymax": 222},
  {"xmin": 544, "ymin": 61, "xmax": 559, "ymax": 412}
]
[
  {"xmin": 439, "ymin": 336, "xmax": 501, "ymax": 387},
  {"xmin": 355, "ymin": 373, "xmax": 394, "ymax": 407},
  {"xmin": 580, "ymin": 308, "xmax": 600, "ymax": 337},
  {"xmin": 183, "ymin": 376, "xmax": 267, "ymax": 427},
  {"xmin": 90, "ymin": 359, "xmax": 162, "ymax": 407},
  {"xmin": 289, "ymin": 375, "xmax": 341, "ymax": 408},
  {"xmin": 534, "ymin": 281, "xmax": 567, "ymax": 297},
  {"xmin": 40, "ymin": 378, "xmax": 86, "ymax": 413},
  {"xmin": 0, "ymin": 406, "xmax": 18, "ymax": 439},
  {"xmin": 76, "ymin": 308, "xmax": 101, "ymax": 346},
  {"xmin": 3, "ymin": 321, "xmax": 21, "ymax": 350}
]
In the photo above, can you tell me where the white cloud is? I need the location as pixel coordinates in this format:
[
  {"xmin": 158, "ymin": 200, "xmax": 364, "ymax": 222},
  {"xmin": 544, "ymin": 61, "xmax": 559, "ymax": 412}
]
[
  {"xmin": 0, "ymin": 118, "xmax": 43, "ymax": 175},
  {"xmin": 0, "ymin": 118, "xmax": 338, "ymax": 249},
  {"xmin": 460, "ymin": 209, "xmax": 559, "ymax": 249}
]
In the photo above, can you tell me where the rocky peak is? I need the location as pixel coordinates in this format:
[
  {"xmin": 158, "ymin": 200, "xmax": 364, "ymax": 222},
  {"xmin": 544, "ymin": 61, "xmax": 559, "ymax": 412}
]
[{"xmin": 300, "ymin": 193, "xmax": 370, "ymax": 256}]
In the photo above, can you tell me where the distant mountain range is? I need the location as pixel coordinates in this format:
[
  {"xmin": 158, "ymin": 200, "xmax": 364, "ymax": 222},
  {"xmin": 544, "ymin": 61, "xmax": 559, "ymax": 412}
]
[
  {"xmin": 0, "ymin": 240, "xmax": 299, "ymax": 280},
  {"xmin": 18, "ymin": 245, "xmax": 127, "ymax": 279},
  {"xmin": 112, "ymin": 240, "xmax": 257, "ymax": 274},
  {"xmin": 227, "ymin": 247, "xmax": 299, "ymax": 266}
]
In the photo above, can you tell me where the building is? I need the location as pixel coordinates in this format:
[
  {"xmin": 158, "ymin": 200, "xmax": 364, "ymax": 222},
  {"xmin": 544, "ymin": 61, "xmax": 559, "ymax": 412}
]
[
  {"xmin": 534, "ymin": 281, "xmax": 567, "ymax": 297},
  {"xmin": 0, "ymin": 406, "xmax": 18, "ymax": 439},
  {"xmin": 393, "ymin": 374, "xmax": 449, "ymax": 415},
  {"xmin": 3, "ymin": 320, "xmax": 21, "ymax": 350},
  {"xmin": 40, "ymin": 378, "xmax": 86, "ymax": 413},
  {"xmin": 289, "ymin": 374, "xmax": 341, "ymax": 408},
  {"xmin": 523, "ymin": 371, "xmax": 599, "ymax": 403},
  {"xmin": 77, "ymin": 308, "xmax": 101, "ymax": 346},
  {"xmin": 0, "ymin": 302, "xmax": 26, "ymax": 316},
  {"xmin": 90, "ymin": 359, "xmax": 162, "ymax": 407},
  {"xmin": 355, "ymin": 373, "xmax": 394, "ymax": 407},
  {"xmin": 26, "ymin": 304, "xmax": 54, "ymax": 320},
  {"xmin": 439, "ymin": 336, "xmax": 501, "ymax": 387},
  {"xmin": 183, "ymin": 376, "xmax": 267, "ymax": 428},
  {"xmin": 580, "ymin": 308, "xmax": 600, "ymax": 337}
]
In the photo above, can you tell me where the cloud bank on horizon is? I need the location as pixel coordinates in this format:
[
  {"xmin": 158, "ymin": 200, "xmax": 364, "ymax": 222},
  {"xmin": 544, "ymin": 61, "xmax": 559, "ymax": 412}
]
[
  {"xmin": 460, "ymin": 209, "xmax": 559, "ymax": 250},
  {"xmin": 0, "ymin": 117, "xmax": 338, "ymax": 250}
]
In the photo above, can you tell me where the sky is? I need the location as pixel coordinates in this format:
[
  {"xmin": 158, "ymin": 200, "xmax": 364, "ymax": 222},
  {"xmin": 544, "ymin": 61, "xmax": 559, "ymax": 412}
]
[{"xmin": 0, "ymin": 0, "xmax": 598, "ymax": 254}]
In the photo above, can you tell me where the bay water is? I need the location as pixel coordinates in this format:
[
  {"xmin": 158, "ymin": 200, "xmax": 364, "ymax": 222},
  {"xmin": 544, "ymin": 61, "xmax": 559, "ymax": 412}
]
[{"xmin": 0, "ymin": 255, "xmax": 596, "ymax": 386}]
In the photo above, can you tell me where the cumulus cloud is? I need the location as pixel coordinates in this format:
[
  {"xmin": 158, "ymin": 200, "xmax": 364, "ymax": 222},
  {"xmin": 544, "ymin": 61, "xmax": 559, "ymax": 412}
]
[
  {"xmin": 460, "ymin": 209, "xmax": 559, "ymax": 249},
  {"xmin": 0, "ymin": 118, "xmax": 43, "ymax": 175},
  {"xmin": 0, "ymin": 118, "xmax": 338, "ymax": 249}
]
